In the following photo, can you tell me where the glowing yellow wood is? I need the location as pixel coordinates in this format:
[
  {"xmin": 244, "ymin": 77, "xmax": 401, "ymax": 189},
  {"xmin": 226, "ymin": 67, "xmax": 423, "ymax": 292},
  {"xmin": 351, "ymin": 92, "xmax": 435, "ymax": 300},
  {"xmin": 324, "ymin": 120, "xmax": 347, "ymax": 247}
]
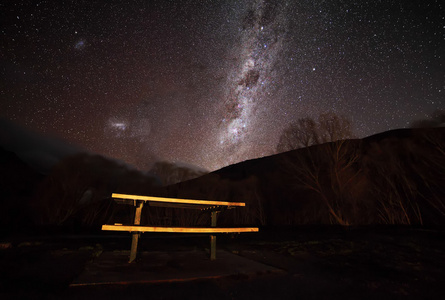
[
  {"xmin": 102, "ymin": 225, "xmax": 259, "ymax": 233},
  {"xmin": 129, "ymin": 201, "xmax": 143, "ymax": 263},
  {"xmin": 112, "ymin": 193, "xmax": 246, "ymax": 207}
]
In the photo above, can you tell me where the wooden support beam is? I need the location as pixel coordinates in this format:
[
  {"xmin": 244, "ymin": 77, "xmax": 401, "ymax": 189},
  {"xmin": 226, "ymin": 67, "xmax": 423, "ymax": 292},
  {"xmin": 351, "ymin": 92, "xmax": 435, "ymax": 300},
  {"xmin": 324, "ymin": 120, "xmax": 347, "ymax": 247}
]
[
  {"xmin": 129, "ymin": 201, "xmax": 144, "ymax": 263},
  {"xmin": 102, "ymin": 225, "xmax": 259, "ymax": 233},
  {"xmin": 210, "ymin": 210, "xmax": 219, "ymax": 260}
]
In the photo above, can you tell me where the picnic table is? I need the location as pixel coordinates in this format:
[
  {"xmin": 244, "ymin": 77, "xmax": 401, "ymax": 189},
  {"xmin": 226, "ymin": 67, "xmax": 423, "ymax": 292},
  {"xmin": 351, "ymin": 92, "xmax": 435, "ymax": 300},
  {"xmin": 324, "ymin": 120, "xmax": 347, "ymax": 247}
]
[{"xmin": 102, "ymin": 193, "xmax": 259, "ymax": 263}]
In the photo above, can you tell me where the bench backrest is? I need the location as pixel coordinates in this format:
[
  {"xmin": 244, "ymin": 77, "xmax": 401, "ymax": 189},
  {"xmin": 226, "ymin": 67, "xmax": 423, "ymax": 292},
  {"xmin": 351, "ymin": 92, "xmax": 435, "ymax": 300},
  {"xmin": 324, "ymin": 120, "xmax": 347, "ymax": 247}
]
[{"xmin": 112, "ymin": 193, "xmax": 246, "ymax": 210}]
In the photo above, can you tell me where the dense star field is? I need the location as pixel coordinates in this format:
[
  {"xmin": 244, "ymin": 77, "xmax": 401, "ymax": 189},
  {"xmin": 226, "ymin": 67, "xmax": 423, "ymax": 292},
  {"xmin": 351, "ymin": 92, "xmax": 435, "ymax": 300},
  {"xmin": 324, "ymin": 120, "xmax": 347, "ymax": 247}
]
[{"xmin": 1, "ymin": 0, "xmax": 444, "ymax": 171}]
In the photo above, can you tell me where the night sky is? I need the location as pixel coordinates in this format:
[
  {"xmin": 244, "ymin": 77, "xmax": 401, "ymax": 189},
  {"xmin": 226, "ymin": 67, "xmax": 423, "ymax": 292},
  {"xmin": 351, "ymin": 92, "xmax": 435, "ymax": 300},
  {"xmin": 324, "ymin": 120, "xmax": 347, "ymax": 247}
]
[{"xmin": 1, "ymin": 0, "xmax": 444, "ymax": 171}]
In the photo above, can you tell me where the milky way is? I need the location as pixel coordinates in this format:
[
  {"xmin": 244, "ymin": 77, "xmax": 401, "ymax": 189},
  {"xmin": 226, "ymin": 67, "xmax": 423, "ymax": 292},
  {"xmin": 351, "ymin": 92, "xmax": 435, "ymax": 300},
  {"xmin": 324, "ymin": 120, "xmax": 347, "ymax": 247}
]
[
  {"xmin": 217, "ymin": 1, "xmax": 287, "ymax": 166},
  {"xmin": 1, "ymin": 0, "xmax": 444, "ymax": 171}
]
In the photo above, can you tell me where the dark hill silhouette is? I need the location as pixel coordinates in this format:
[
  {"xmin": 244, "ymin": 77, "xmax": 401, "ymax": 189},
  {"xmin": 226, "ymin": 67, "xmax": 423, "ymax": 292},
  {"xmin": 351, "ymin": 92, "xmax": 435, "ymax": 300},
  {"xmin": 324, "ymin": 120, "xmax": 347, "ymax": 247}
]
[
  {"xmin": 149, "ymin": 161, "xmax": 208, "ymax": 186},
  {"xmin": 32, "ymin": 153, "xmax": 162, "ymax": 228},
  {"xmin": 163, "ymin": 127, "xmax": 445, "ymax": 226},
  {"xmin": 0, "ymin": 147, "xmax": 44, "ymax": 231},
  {"xmin": 0, "ymin": 118, "xmax": 82, "ymax": 174}
]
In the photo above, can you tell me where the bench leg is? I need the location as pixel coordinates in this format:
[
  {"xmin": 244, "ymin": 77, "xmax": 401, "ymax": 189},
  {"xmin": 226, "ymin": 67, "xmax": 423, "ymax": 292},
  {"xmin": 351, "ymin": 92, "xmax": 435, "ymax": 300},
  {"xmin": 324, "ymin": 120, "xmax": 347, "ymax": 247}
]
[
  {"xmin": 210, "ymin": 211, "xmax": 219, "ymax": 260},
  {"xmin": 210, "ymin": 235, "xmax": 216, "ymax": 260},
  {"xmin": 129, "ymin": 233, "xmax": 140, "ymax": 263},
  {"xmin": 129, "ymin": 201, "xmax": 144, "ymax": 263}
]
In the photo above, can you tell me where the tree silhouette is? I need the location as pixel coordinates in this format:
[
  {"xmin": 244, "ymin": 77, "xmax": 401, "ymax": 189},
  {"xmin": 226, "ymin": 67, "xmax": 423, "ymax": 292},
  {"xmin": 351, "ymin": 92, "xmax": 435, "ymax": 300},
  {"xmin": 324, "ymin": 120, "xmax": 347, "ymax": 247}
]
[
  {"xmin": 281, "ymin": 139, "xmax": 363, "ymax": 225},
  {"xmin": 277, "ymin": 112, "xmax": 358, "ymax": 225},
  {"xmin": 277, "ymin": 112, "xmax": 353, "ymax": 153}
]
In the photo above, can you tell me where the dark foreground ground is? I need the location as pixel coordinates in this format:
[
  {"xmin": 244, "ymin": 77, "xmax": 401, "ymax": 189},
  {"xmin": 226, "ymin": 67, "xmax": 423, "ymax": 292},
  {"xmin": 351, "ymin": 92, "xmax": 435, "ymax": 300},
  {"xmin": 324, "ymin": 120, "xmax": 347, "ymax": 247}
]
[{"xmin": 1, "ymin": 226, "xmax": 445, "ymax": 299}]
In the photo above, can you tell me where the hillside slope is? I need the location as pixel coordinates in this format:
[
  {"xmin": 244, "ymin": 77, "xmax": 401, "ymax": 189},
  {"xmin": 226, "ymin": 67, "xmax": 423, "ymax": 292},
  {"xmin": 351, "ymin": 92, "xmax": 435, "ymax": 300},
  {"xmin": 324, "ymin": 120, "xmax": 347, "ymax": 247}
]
[
  {"xmin": 163, "ymin": 127, "xmax": 445, "ymax": 226},
  {"xmin": 0, "ymin": 147, "xmax": 44, "ymax": 231}
]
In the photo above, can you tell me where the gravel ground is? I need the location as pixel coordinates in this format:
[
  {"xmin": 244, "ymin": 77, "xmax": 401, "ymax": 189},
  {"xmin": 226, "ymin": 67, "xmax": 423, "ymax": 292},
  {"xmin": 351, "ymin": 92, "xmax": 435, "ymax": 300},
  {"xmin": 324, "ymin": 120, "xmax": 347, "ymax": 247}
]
[{"xmin": 1, "ymin": 226, "xmax": 444, "ymax": 299}]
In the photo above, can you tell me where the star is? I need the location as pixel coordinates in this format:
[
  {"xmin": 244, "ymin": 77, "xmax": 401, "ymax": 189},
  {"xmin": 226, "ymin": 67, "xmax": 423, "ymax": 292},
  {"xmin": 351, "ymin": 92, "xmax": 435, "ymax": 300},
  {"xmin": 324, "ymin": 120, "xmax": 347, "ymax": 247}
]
[{"xmin": 1, "ymin": 0, "xmax": 443, "ymax": 171}]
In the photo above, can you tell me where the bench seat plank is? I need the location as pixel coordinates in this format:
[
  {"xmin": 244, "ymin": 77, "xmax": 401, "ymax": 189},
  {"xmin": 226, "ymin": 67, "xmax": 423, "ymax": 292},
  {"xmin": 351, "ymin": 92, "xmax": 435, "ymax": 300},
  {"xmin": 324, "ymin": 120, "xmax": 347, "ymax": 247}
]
[
  {"xmin": 112, "ymin": 193, "xmax": 246, "ymax": 208},
  {"xmin": 102, "ymin": 224, "xmax": 259, "ymax": 233}
]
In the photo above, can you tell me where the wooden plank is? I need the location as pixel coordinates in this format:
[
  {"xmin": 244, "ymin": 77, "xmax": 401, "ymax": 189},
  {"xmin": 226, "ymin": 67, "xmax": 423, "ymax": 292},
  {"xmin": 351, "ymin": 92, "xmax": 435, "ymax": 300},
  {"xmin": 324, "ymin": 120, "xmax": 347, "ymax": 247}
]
[
  {"xmin": 111, "ymin": 193, "xmax": 246, "ymax": 207},
  {"xmin": 102, "ymin": 225, "xmax": 259, "ymax": 233},
  {"xmin": 134, "ymin": 201, "xmax": 143, "ymax": 225},
  {"xmin": 129, "ymin": 201, "xmax": 144, "ymax": 263}
]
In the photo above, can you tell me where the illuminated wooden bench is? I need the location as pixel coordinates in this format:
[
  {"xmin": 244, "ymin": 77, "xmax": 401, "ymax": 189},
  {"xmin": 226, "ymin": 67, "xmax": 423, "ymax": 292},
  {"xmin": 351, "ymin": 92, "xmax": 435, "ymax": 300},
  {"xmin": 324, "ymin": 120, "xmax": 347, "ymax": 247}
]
[{"xmin": 102, "ymin": 193, "xmax": 259, "ymax": 263}]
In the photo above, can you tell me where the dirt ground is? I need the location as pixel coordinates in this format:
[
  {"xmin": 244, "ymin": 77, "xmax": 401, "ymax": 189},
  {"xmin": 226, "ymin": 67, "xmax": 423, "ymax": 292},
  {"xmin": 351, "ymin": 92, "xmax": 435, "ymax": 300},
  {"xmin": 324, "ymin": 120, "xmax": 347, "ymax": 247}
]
[{"xmin": 1, "ymin": 226, "xmax": 445, "ymax": 299}]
